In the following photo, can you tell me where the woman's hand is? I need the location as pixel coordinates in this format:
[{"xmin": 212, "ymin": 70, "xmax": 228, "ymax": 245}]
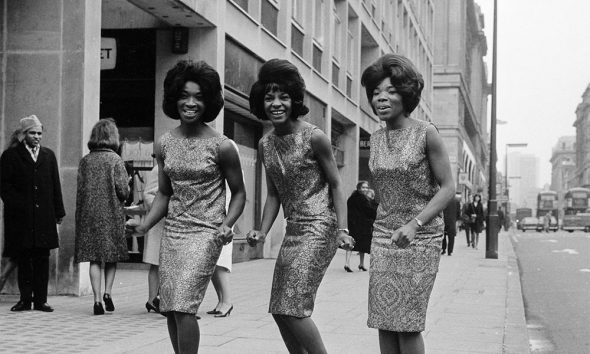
[
  {"xmin": 246, "ymin": 230, "xmax": 266, "ymax": 247},
  {"xmin": 391, "ymin": 221, "xmax": 418, "ymax": 248},
  {"xmin": 217, "ymin": 225, "xmax": 234, "ymax": 245},
  {"xmin": 337, "ymin": 231, "xmax": 355, "ymax": 250},
  {"xmin": 125, "ymin": 218, "xmax": 147, "ymax": 236}
]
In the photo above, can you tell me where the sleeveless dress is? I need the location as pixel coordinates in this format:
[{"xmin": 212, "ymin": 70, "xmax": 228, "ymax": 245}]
[
  {"xmin": 158, "ymin": 132, "xmax": 228, "ymax": 315},
  {"xmin": 368, "ymin": 119, "xmax": 443, "ymax": 332},
  {"xmin": 261, "ymin": 122, "xmax": 339, "ymax": 318}
]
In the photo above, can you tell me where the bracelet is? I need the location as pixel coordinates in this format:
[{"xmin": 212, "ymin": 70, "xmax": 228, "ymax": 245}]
[
  {"xmin": 338, "ymin": 228, "xmax": 350, "ymax": 234},
  {"xmin": 414, "ymin": 217, "xmax": 424, "ymax": 227}
]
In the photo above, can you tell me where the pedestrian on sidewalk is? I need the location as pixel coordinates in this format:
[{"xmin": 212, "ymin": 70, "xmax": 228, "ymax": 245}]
[
  {"xmin": 133, "ymin": 60, "xmax": 246, "ymax": 354},
  {"xmin": 141, "ymin": 161, "xmax": 163, "ymax": 313},
  {"xmin": 75, "ymin": 119, "xmax": 130, "ymax": 315},
  {"xmin": 1, "ymin": 115, "xmax": 66, "ymax": 312},
  {"xmin": 442, "ymin": 193, "xmax": 461, "ymax": 256},
  {"xmin": 361, "ymin": 54, "xmax": 454, "ymax": 354},
  {"xmin": 466, "ymin": 194, "xmax": 484, "ymax": 249},
  {"xmin": 460, "ymin": 200, "xmax": 472, "ymax": 246},
  {"xmin": 246, "ymin": 58, "xmax": 355, "ymax": 354},
  {"xmin": 0, "ymin": 128, "xmax": 25, "ymax": 293},
  {"xmin": 344, "ymin": 181, "xmax": 377, "ymax": 272}
]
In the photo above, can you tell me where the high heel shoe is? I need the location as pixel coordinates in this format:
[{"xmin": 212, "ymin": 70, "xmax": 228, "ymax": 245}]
[
  {"xmin": 344, "ymin": 266, "xmax": 353, "ymax": 273},
  {"xmin": 207, "ymin": 308, "xmax": 221, "ymax": 315},
  {"xmin": 94, "ymin": 302, "xmax": 105, "ymax": 315},
  {"xmin": 146, "ymin": 302, "xmax": 159, "ymax": 313},
  {"xmin": 358, "ymin": 265, "xmax": 367, "ymax": 271},
  {"xmin": 214, "ymin": 305, "xmax": 233, "ymax": 318},
  {"xmin": 103, "ymin": 293, "xmax": 115, "ymax": 312}
]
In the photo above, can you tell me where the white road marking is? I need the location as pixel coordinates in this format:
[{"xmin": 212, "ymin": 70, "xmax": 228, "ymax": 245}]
[
  {"xmin": 552, "ymin": 249, "xmax": 579, "ymax": 255},
  {"xmin": 541, "ymin": 239, "xmax": 558, "ymax": 243},
  {"xmin": 580, "ymin": 269, "xmax": 590, "ymax": 273}
]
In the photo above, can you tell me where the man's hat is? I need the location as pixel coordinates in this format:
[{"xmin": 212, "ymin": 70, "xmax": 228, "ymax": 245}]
[{"xmin": 17, "ymin": 115, "xmax": 43, "ymax": 142}]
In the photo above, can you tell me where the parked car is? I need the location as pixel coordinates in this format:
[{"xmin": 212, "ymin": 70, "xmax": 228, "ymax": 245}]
[
  {"xmin": 520, "ymin": 217, "xmax": 539, "ymax": 232},
  {"xmin": 536, "ymin": 216, "xmax": 559, "ymax": 232}
]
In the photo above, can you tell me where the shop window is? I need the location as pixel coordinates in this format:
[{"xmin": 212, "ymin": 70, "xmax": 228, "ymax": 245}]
[
  {"xmin": 261, "ymin": 0, "xmax": 279, "ymax": 36},
  {"xmin": 291, "ymin": 23, "xmax": 304, "ymax": 57}
]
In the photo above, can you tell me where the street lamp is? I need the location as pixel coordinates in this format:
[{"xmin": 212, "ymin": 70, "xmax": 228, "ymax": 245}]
[
  {"xmin": 486, "ymin": 0, "xmax": 499, "ymax": 259},
  {"xmin": 505, "ymin": 143, "xmax": 528, "ymax": 215}
]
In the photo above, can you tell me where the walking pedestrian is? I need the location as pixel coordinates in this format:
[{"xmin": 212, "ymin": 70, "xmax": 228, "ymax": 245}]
[
  {"xmin": 75, "ymin": 119, "xmax": 130, "ymax": 315},
  {"xmin": 361, "ymin": 54, "xmax": 454, "ymax": 354},
  {"xmin": 133, "ymin": 60, "xmax": 246, "ymax": 354},
  {"xmin": 1, "ymin": 115, "xmax": 66, "ymax": 312},
  {"xmin": 461, "ymin": 200, "xmax": 472, "ymax": 246},
  {"xmin": 442, "ymin": 193, "xmax": 461, "ymax": 256},
  {"xmin": 246, "ymin": 58, "xmax": 355, "ymax": 354},
  {"xmin": 141, "ymin": 161, "xmax": 163, "ymax": 313},
  {"xmin": 466, "ymin": 194, "xmax": 484, "ymax": 249},
  {"xmin": 344, "ymin": 181, "xmax": 377, "ymax": 272}
]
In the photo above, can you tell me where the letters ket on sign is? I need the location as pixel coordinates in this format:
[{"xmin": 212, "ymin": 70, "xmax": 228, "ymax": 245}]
[{"xmin": 101, "ymin": 38, "xmax": 116, "ymax": 70}]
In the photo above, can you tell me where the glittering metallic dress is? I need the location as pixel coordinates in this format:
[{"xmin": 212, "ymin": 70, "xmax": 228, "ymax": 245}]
[
  {"xmin": 368, "ymin": 119, "xmax": 443, "ymax": 332},
  {"xmin": 261, "ymin": 122, "xmax": 339, "ymax": 318},
  {"xmin": 158, "ymin": 132, "xmax": 227, "ymax": 314}
]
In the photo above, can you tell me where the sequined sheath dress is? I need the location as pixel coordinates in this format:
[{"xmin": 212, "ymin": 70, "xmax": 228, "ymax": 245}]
[
  {"xmin": 261, "ymin": 122, "xmax": 339, "ymax": 318},
  {"xmin": 368, "ymin": 119, "xmax": 443, "ymax": 332},
  {"xmin": 158, "ymin": 132, "xmax": 227, "ymax": 315}
]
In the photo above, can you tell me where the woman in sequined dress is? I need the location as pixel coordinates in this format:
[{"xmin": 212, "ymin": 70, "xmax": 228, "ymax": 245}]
[
  {"xmin": 246, "ymin": 59, "xmax": 355, "ymax": 354},
  {"xmin": 134, "ymin": 60, "xmax": 245, "ymax": 354},
  {"xmin": 361, "ymin": 54, "xmax": 455, "ymax": 353}
]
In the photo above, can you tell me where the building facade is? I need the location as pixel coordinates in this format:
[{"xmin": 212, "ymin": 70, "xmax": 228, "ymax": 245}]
[
  {"xmin": 507, "ymin": 151, "xmax": 540, "ymax": 211},
  {"xmin": 0, "ymin": 0, "xmax": 435, "ymax": 295},
  {"xmin": 550, "ymin": 136, "xmax": 576, "ymax": 213},
  {"xmin": 432, "ymin": 0, "xmax": 490, "ymax": 204},
  {"xmin": 574, "ymin": 84, "xmax": 590, "ymax": 188}
]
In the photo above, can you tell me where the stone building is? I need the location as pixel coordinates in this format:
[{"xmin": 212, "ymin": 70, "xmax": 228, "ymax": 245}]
[
  {"xmin": 574, "ymin": 84, "xmax": 590, "ymax": 188},
  {"xmin": 433, "ymin": 0, "xmax": 490, "ymax": 202},
  {"xmin": 550, "ymin": 136, "xmax": 576, "ymax": 212},
  {"xmin": 0, "ymin": 0, "xmax": 435, "ymax": 295}
]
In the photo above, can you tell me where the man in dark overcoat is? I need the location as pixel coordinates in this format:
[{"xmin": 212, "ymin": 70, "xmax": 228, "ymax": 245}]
[
  {"xmin": 442, "ymin": 193, "xmax": 461, "ymax": 256},
  {"xmin": 0, "ymin": 115, "xmax": 65, "ymax": 312}
]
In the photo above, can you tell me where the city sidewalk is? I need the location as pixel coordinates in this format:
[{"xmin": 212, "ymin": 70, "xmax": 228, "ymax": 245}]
[{"xmin": 0, "ymin": 230, "xmax": 529, "ymax": 354}]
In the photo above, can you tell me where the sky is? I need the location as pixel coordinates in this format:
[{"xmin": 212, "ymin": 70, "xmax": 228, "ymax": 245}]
[{"xmin": 475, "ymin": 0, "xmax": 590, "ymax": 188}]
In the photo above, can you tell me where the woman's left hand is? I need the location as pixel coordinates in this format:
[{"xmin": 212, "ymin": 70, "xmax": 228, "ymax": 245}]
[
  {"xmin": 391, "ymin": 222, "xmax": 418, "ymax": 248},
  {"xmin": 337, "ymin": 231, "xmax": 355, "ymax": 250},
  {"xmin": 217, "ymin": 225, "xmax": 234, "ymax": 245}
]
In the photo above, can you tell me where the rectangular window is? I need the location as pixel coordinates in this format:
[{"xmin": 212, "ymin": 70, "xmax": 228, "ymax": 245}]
[
  {"xmin": 332, "ymin": 10, "xmax": 342, "ymax": 61},
  {"xmin": 232, "ymin": 0, "xmax": 248, "ymax": 12},
  {"xmin": 312, "ymin": 42, "xmax": 323, "ymax": 72},
  {"xmin": 292, "ymin": 0, "xmax": 304, "ymax": 25},
  {"xmin": 291, "ymin": 24, "xmax": 304, "ymax": 57},
  {"xmin": 332, "ymin": 61, "xmax": 340, "ymax": 87},
  {"xmin": 346, "ymin": 74, "xmax": 352, "ymax": 97},
  {"xmin": 346, "ymin": 30, "xmax": 354, "ymax": 70},
  {"xmin": 261, "ymin": 0, "xmax": 278, "ymax": 36}
]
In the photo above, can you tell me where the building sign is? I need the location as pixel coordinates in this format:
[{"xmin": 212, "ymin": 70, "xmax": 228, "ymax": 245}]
[
  {"xmin": 359, "ymin": 137, "xmax": 370, "ymax": 149},
  {"xmin": 458, "ymin": 172, "xmax": 472, "ymax": 189},
  {"xmin": 101, "ymin": 38, "xmax": 116, "ymax": 70}
]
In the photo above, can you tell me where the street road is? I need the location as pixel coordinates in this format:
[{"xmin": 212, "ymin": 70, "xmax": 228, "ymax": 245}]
[{"xmin": 510, "ymin": 229, "xmax": 590, "ymax": 353}]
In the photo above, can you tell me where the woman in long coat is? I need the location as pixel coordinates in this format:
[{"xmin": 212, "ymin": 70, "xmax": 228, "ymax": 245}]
[
  {"xmin": 75, "ymin": 119, "xmax": 130, "ymax": 315},
  {"xmin": 344, "ymin": 181, "xmax": 377, "ymax": 272},
  {"xmin": 465, "ymin": 194, "xmax": 485, "ymax": 249}
]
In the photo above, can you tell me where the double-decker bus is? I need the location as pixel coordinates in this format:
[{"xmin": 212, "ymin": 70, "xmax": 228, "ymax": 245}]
[
  {"xmin": 536, "ymin": 190, "xmax": 559, "ymax": 231},
  {"xmin": 562, "ymin": 187, "xmax": 590, "ymax": 232}
]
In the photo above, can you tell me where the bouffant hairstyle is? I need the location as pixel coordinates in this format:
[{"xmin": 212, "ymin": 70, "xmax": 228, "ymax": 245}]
[
  {"xmin": 162, "ymin": 60, "xmax": 224, "ymax": 122},
  {"xmin": 88, "ymin": 118, "xmax": 120, "ymax": 151},
  {"xmin": 249, "ymin": 59, "xmax": 310, "ymax": 120},
  {"xmin": 360, "ymin": 54, "xmax": 424, "ymax": 116}
]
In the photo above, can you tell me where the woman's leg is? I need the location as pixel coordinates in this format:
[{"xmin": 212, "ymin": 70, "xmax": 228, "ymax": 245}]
[
  {"xmin": 0, "ymin": 257, "xmax": 17, "ymax": 292},
  {"xmin": 280, "ymin": 315, "xmax": 327, "ymax": 354},
  {"xmin": 273, "ymin": 314, "xmax": 307, "ymax": 353},
  {"xmin": 167, "ymin": 313, "xmax": 179, "ymax": 353},
  {"xmin": 212, "ymin": 266, "xmax": 232, "ymax": 313},
  {"xmin": 474, "ymin": 232, "xmax": 480, "ymax": 249},
  {"xmin": 148, "ymin": 264, "xmax": 159, "ymax": 303},
  {"xmin": 89, "ymin": 261, "xmax": 102, "ymax": 302},
  {"xmin": 344, "ymin": 250, "xmax": 352, "ymax": 268},
  {"xmin": 470, "ymin": 226, "xmax": 476, "ymax": 248},
  {"xmin": 359, "ymin": 252, "xmax": 366, "ymax": 268},
  {"xmin": 378, "ymin": 330, "xmax": 400, "ymax": 354},
  {"xmin": 104, "ymin": 262, "xmax": 117, "ymax": 295},
  {"xmin": 174, "ymin": 312, "xmax": 200, "ymax": 354},
  {"xmin": 398, "ymin": 331, "xmax": 424, "ymax": 354}
]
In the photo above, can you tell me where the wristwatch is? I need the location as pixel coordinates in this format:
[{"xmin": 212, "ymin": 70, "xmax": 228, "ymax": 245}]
[
  {"xmin": 414, "ymin": 217, "xmax": 424, "ymax": 227},
  {"xmin": 338, "ymin": 228, "xmax": 350, "ymax": 234}
]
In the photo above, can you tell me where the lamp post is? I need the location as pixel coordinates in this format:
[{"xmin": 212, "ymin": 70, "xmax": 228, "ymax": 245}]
[{"xmin": 505, "ymin": 143, "xmax": 528, "ymax": 215}]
